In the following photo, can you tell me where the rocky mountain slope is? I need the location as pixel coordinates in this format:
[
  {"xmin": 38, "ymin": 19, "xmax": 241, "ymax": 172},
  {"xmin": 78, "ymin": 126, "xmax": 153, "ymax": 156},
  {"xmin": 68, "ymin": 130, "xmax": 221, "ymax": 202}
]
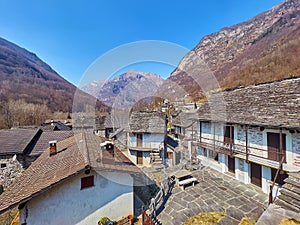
[
  {"xmin": 168, "ymin": 0, "xmax": 300, "ymax": 97},
  {"xmin": 82, "ymin": 70, "xmax": 164, "ymax": 109},
  {"xmin": 0, "ymin": 37, "xmax": 101, "ymax": 113}
]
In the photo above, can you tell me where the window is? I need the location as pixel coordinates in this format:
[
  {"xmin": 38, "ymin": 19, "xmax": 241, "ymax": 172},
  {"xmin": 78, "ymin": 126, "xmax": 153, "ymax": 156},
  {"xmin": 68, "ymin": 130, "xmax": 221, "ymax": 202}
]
[
  {"xmin": 81, "ymin": 176, "xmax": 94, "ymax": 189},
  {"xmin": 224, "ymin": 125, "xmax": 234, "ymax": 144},
  {"xmin": 208, "ymin": 150, "xmax": 218, "ymax": 161},
  {"xmin": 0, "ymin": 163, "xmax": 6, "ymax": 168},
  {"xmin": 267, "ymin": 132, "xmax": 286, "ymax": 162},
  {"xmin": 198, "ymin": 147, "xmax": 207, "ymax": 156},
  {"xmin": 137, "ymin": 133, "xmax": 143, "ymax": 147}
]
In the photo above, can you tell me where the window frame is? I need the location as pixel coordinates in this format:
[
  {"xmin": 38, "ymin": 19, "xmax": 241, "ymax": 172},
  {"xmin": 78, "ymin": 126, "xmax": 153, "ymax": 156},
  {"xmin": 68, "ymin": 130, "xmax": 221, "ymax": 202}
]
[{"xmin": 81, "ymin": 175, "xmax": 94, "ymax": 190}]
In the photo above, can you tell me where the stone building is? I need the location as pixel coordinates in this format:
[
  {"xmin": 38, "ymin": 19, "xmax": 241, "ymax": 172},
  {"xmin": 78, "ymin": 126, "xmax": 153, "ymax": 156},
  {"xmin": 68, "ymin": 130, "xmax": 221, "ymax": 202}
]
[
  {"xmin": 195, "ymin": 78, "xmax": 300, "ymax": 198},
  {"xmin": 0, "ymin": 128, "xmax": 73, "ymax": 189},
  {"xmin": 0, "ymin": 133, "xmax": 141, "ymax": 225},
  {"xmin": 127, "ymin": 111, "xmax": 167, "ymax": 167}
]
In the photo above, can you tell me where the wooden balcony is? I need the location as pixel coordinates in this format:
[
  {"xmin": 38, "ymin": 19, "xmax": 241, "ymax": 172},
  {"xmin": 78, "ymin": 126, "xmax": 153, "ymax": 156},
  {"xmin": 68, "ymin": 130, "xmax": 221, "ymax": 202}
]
[{"xmin": 196, "ymin": 136, "xmax": 296, "ymax": 171}]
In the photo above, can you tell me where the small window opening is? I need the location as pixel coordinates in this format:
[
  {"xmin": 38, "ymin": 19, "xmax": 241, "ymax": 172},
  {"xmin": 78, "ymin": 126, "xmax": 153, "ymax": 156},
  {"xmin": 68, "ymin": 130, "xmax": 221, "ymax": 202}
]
[
  {"xmin": 0, "ymin": 163, "xmax": 6, "ymax": 168},
  {"xmin": 81, "ymin": 175, "xmax": 94, "ymax": 189}
]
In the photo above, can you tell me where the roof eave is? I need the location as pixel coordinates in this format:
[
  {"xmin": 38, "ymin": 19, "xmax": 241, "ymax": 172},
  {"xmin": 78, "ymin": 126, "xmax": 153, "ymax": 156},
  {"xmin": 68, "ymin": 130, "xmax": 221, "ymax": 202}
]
[{"xmin": 0, "ymin": 168, "xmax": 87, "ymax": 215}]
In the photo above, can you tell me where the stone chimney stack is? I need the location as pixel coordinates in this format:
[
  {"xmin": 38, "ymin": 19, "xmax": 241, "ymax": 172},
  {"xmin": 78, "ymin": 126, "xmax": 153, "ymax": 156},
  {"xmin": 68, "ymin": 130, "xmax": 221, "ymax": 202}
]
[{"xmin": 49, "ymin": 140, "xmax": 57, "ymax": 156}]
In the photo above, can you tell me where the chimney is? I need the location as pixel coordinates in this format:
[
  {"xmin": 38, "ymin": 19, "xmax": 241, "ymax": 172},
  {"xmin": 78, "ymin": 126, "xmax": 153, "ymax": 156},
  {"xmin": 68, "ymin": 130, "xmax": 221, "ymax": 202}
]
[
  {"xmin": 49, "ymin": 140, "xmax": 57, "ymax": 156},
  {"xmin": 100, "ymin": 141, "xmax": 114, "ymax": 157}
]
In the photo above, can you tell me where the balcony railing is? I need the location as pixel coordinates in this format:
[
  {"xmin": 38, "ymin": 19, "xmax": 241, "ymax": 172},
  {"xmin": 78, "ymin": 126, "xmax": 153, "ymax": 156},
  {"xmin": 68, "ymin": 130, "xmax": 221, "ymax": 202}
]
[{"xmin": 196, "ymin": 136, "xmax": 287, "ymax": 166}]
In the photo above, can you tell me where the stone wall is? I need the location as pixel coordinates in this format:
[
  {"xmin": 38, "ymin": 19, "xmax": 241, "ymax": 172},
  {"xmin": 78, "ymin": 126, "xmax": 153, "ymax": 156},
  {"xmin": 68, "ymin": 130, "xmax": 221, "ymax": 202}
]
[
  {"xmin": 236, "ymin": 126, "xmax": 263, "ymax": 145},
  {"xmin": 292, "ymin": 132, "xmax": 300, "ymax": 166},
  {"xmin": 248, "ymin": 127, "xmax": 263, "ymax": 146},
  {"xmin": 292, "ymin": 132, "xmax": 300, "ymax": 155},
  {"xmin": 201, "ymin": 122, "xmax": 211, "ymax": 134},
  {"xmin": 0, "ymin": 155, "xmax": 23, "ymax": 189}
]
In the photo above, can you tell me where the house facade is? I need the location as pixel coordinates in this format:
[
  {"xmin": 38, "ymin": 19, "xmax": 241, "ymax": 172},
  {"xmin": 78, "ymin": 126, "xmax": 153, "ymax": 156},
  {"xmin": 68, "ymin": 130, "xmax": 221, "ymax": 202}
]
[
  {"xmin": 127, "ymin": 111, "xmax": 167, "ymax": 167},
  {"xmin": 19, "ymin": 170, "xmax": 133, "ymax": 225},
  {"xmin": 0, "ymin": 133, "xmax": 140, "ymax": 225},
  {"xmin": 195, "ymin": 78, "xmax": 300, "ymax": 196}
]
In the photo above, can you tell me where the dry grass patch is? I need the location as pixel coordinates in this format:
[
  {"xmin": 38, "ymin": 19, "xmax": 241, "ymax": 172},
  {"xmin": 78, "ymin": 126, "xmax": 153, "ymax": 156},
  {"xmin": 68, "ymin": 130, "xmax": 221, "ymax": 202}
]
[
  {"xmin": 0, "ymin": 207, "xmax": 18, "ymax": 225},
  {"xmin": 239, "ymin": 217, "xmax": 255, "ymax": 225},
  {"xmin": 182, "ymin": 212, "xmax": 225, "ymax": 225},
  {"xmin": 280, "ymin": 218, "xmax": 300, "ymax": 225},
  {"xmin": 152, "ymin": 171, "xmax": 163, "ymax": 185}
]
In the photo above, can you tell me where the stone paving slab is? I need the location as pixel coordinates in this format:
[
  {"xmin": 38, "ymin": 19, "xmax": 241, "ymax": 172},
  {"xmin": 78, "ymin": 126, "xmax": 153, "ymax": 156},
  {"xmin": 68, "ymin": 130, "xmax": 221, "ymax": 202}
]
[{"xmin": 157, "ymin": 167, "xmax": 268, "ymax": 225}]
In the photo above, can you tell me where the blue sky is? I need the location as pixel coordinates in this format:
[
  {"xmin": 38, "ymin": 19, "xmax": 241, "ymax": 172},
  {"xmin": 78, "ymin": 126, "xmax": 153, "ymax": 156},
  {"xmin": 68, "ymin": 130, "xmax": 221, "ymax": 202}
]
[{"xmin": 0, "ymin": 0, "xmax": 283, "ymax": 86}]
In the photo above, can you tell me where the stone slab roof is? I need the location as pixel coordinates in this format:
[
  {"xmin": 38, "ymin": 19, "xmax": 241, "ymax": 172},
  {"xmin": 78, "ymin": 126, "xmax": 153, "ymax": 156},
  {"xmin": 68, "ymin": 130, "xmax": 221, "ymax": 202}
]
[
  {"xmin": 172, "ymin": 110, "xmax": 198, "ymax": 128},
  {"xmin": 197, "ymin": 78, "xmax": 300, "ymax": 129},
  {"xmin": 0, "ymin": 128, "xmax": 41, "ymax": 155},
  {"xmin": 0, "ymin": 132, "xmax": 140, "ymax": 214},
  {"xmin": 129, "ymin": 111, "xmax": 166, "ymax": 133},
  {"xmin": 41, "ymin": 121, "xmax": 71, "ymax": 131},
  {"xmin": 29, "ymin": 130, "xmax": 74, "ymax": 156},
  {"xmin": 104, "ymin": 111, "xmax": 130, "ymax": 129}
]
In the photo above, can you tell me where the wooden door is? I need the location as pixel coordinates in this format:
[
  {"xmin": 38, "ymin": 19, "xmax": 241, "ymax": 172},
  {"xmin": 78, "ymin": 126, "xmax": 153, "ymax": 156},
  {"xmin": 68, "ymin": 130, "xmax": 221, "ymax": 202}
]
[
  {"xmin": 137, "ymin": 133, "xmax": 143, "ymax": 147},
  {"xmin": 224, "ymin": 126, "xmax": 234, "ymax": 144},
  {"xmin": 228, "ymin": 156, "xmax": 235, "ymax": 173},
  {"xmin": 137, "ymin": 151, "xmax": 143, "ymax": 165},
  {"xmin": 267, "ymin": 132, "xmax": 286, "ymax": 162},
  {"xmin": 251, "ymin": 163, "xmax": 262, "ymax": 187},
  {"xmin": 167, "ymin": 152, "xmax": 173, "ymax": 159}
]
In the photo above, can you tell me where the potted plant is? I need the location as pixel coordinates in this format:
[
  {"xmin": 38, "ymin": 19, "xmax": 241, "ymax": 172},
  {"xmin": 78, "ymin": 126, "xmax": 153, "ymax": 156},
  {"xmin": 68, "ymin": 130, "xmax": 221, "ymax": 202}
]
[{"xmin": 98, "ymin": 216, "xmax": 114, "ymax": 225}]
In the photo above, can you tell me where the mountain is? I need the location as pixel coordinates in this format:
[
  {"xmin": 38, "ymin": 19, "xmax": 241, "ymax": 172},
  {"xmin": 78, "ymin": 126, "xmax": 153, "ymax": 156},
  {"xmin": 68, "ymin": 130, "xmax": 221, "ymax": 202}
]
[
  {"xmin": 168, "ymin": 0, "xmax": 300, "ymax": 97},
  {"xmin": 0, "ymin": 37, "xmax": 100, "ymax": 113},
  {"xmin": 82, "ymin": 70, "xmax": 164, "ymax": 109}
]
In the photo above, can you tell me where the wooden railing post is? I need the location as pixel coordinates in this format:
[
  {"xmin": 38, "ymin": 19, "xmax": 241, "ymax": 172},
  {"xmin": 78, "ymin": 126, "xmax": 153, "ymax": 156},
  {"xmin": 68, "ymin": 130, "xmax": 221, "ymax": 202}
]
[
  {"xmin": 142, "ymin": 206, "xmax": 145, "ymax": 224},
  {"xmin": 245, "ymin": 126, "xmax": 249, "ymax": 163},
  {"xmin": 213, "ymin": 123, "xmax": 216, "ymax": 152},
  {"xmin": 161, "ymin": 183, "xmax": 165, "ymax": 200},
  {"xmin": 279, "ymin": 128, "xmax": 283, "ymax": 169},
  {"xmin": 269, "ymin": 156, "xmax": 285, "ymax": 204},
  {"xmin": 199, "ymin": 121, "xmax": 202, "ymax": 143},
  {"xmin": 230, "ymin": 125, "xmax": 233, "ymax": 156},
  {"xmin": 269, "ymin": 186, "xmax": 273, "ymax": 204}
]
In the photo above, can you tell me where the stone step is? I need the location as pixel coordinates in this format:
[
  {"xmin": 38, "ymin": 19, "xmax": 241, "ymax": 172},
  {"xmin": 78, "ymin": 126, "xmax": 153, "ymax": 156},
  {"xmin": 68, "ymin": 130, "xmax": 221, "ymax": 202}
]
[
  {"xmin": 284, "ymin": 177, "xmax": 300, "ymax": 189},
  {"xmin": 150, "ymin": 152, "xmax": 160, "ymax": 156},
  {"xmin": 152, "ymin": 163, "xmax": 164, "ymax": 170},
  {"xmin": 151, "ymin": 149, "xmax": 160, "ymax": 153},
  {"xmin": 151, "ymin": 155, "xmax": 160, "ymax": 158},
  {"xmin": 280, "ymin": 188, "xmax": 300, "ymax": 203},
  {"xmin": 152, "ymin": 159, "xmax": 163, "ymax": 164},
  {"xmin": 278, "ymin": 192, "xmax": 300, "ymax": 210},
  {"xmin": 287, "ymin": 173, "xmax": 300, "ymax": 182},
  {"xmin": 282, "ymin": 183, "xmax": 300, "ymax": 196},
  {"xmin": 275, "ymin": 199, "xmax": 300, "ymax": 213}
]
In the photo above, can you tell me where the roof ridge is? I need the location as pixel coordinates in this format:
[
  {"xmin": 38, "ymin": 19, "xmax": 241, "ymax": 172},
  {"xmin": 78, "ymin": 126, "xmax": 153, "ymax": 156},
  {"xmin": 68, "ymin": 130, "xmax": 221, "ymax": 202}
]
[
  {"xmin": 82, "ymin": 132, "xmax": 91, "ymax": 165},
  {"xmin": 222, "ymin": 76, "xmax": 300, "ymax": 92},
  {"xmin": 21, "ymin": 128, "xmax": 43, "ymax": 155}
]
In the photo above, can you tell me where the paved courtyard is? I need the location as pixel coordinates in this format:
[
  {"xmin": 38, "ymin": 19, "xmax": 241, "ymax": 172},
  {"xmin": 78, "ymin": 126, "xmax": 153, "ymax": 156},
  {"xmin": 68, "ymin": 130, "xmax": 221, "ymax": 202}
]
[{"xmin": 157, "ymin": 167, "xmax": 268, "ymax": 225}]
